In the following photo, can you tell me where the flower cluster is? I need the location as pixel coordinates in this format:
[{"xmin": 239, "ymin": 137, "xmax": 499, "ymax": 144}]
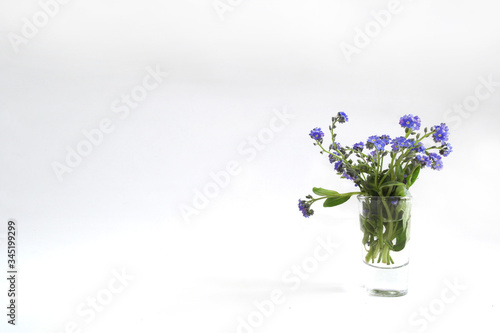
[
  {"xmin": 391, "ymin": 136, "xmax": 413, "ymax": 151},
  {"xmin": 298, "ymin": 199, "xmax": 314, "ymax": 218},
  {"xmin": 366, "ymin": 135, "xmax": 388, "ymax": 151},
  {"xmin": 399, "ymin": 114, "xmax": 421, "ymax": 131},
  {"xmin": 309, "ymin": 127, "xmax": 324, "ymax": 142},
  {"xmin": 298, "ymin": 113, "xmax": 452, "ymax": 267},
  {"xmin": 433, "ymin": 123, "xmax": 450, "ymax": 143},
  {"xmin": 353, "ymin": 142, "xmax": 364, "ymax": 151},
  {"xmin": 337, "ymin": 112, "xmax": 348, "ymax": 123},
  {"xmin": 439, "ymin": 142, "xmax": 453, "ymax": 157},
  {"xmin": 298, "ymin": 113, "xmax": 452, "ymax": 217},
  {"xmin": 329, "ymin": 151, "xmax": 340, "ymax": 164},
  {"xmin": 416, "ymin": 153, "xmax": 443, "ymax": 170}
]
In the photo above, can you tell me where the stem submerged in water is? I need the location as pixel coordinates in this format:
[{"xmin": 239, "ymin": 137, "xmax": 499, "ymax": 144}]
[{"xmin": 360, "ymin": 196, "xmax": 410, "ymax": 266}]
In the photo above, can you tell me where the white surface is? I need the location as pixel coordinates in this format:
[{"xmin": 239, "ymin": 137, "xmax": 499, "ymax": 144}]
[{"xmin": 1, "ymin": 0, "xmax": 499, "ymax": 332}]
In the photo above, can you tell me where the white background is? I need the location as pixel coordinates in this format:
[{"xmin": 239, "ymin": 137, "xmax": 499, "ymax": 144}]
[{"xmin": 1, "ymin": 0, "xmax": 500, "ymax": 332}]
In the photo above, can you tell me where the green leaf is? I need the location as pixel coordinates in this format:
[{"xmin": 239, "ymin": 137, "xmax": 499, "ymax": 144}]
[
  {"xmin": 396, "ymin": 165, "xmax": 404, "ymax": 180},
  {"xmin": 378, "ymin": 181, "xmax": 407, "ymax": 196},
  {"xmin": 394, "ymin": 186, "xmax": 409, "ymax": 197},
  {"xmin": 312, "ymin": 187, "xmax": 340, "ymax": 197},
  {"xmin": 393, "ymin": 229, "xmax": 407, "ymax": 251},
  {"xmin": 379, "ymin": 181, "xmax": 406, "ymax": 189},
  {"xmin": 408, "ymin": 166, "xmax": 420, "ymax": 188},
  {"xmin": 323, "ymin": 195, "xmax": 351, "ymax": 207},
  {"xmin": 362, "ymin": 231, "xmax": 369, "ymax": 245}
]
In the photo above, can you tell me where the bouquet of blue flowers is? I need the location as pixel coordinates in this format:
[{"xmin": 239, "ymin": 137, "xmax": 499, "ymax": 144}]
[{"xmin": 299, "ymin": 113, "xmax": 452, "ymax": 265}]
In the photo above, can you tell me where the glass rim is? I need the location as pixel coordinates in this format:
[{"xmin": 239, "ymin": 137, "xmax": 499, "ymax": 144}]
[{"xmin": 357, "ymin": 194, "xmax": 412, "ymax": 200}]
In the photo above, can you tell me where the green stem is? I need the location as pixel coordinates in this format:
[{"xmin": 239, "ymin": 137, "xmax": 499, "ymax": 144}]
[
  {"xmin": 378, "ymin": 130, "xmax": 437, "ymax": 188},
  {"xmin": 317, "ymin": 141, "xmax": 367, "ymax": 182}
]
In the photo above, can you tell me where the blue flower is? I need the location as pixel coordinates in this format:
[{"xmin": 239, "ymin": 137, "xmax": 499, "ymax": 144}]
[
  {"xmin": 332, "ymin": 142, "xmax": 342, "ymax": 150},
  {"xmin": 374, "ymin": 142, "xmax": 385, "ymax": 151},
  {"xmin": 433, "ymin": 159, "xmax": 444, "ymax": 171},
  {"xmin": 367, "ymin": 135, "xmax": 378, "ymax": 144},
  {"xmin": 365, "ymin": 135, "xmax": 389, "ymax": 151},
  {"xmin": 334, "ymin": 160, "xmax": 344, "ymax": 172},
  {"xmin": 399, "ymin": 114, "xmax": 421, "ymax": 130},
  {"xmin": 353, "ymin": 142, "xmax": 364, "ymax": 151},
  {"xmin": 342, "ymin": 171, "xmax": 357, "ymax": 182},
  {"xmin": 439, "ymin": 143, "xmax": 453, "ymax": 157},
  {"xmin": 412, "ymin": 142, "xmax": 426, "ymax": 153},
  {"xmin": 366, "ymin": 135, "xmax": 382, "ymax": 150},
  {"xmin": 380, "ymin": 135, "xmax": 391, "ymax": 145},
  {"xmin": 329, "ymin": 149, "xmax": 341, "ymax": 163},
  {"xmin": 337, "ymin": 112, "xmax": 348, "ymax": 123},
  {"xmin": 298, "ymin": 199, "xmax": 306, "ymax": 210},
  {"xmin": 298, "ymin": 199, "xmax": 314, "ymax": 218},
  {"xmin": 428, "ymin": 153, "xmax": 443, "ymax": 170},
  {"xmin": 433, "ymin": 123, "xmax": 449, "ymax": 143},
  {"xmin": 416, "ymin": 155, "xmax": 431, "ymax": 168},
  {"xmin": 329, "ymin": 153, "xmax": 338, "ymax": 164},
  {"xmin": 343, "ymin": 170, "xmax": 359, "ymax": 186},
  {"xmin": 391, "ymin": 136, "xmax": 412, "ymax": 151},
  {"xmin": 309, "ymin": 127, "xmax": 324, "ymax": 141},
  {"xmin": 428, "ymin": 152, "xmax": 441, "ymax": 162}
]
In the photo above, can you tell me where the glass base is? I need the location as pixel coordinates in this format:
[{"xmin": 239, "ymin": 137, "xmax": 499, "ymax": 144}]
[
  {"xmin": 367, "ymin": 288, "xmax": 408, "ymax": 297},
  {"xmin": 363, "ymin": 262, "xmax": 409, "ymax": 297}
]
